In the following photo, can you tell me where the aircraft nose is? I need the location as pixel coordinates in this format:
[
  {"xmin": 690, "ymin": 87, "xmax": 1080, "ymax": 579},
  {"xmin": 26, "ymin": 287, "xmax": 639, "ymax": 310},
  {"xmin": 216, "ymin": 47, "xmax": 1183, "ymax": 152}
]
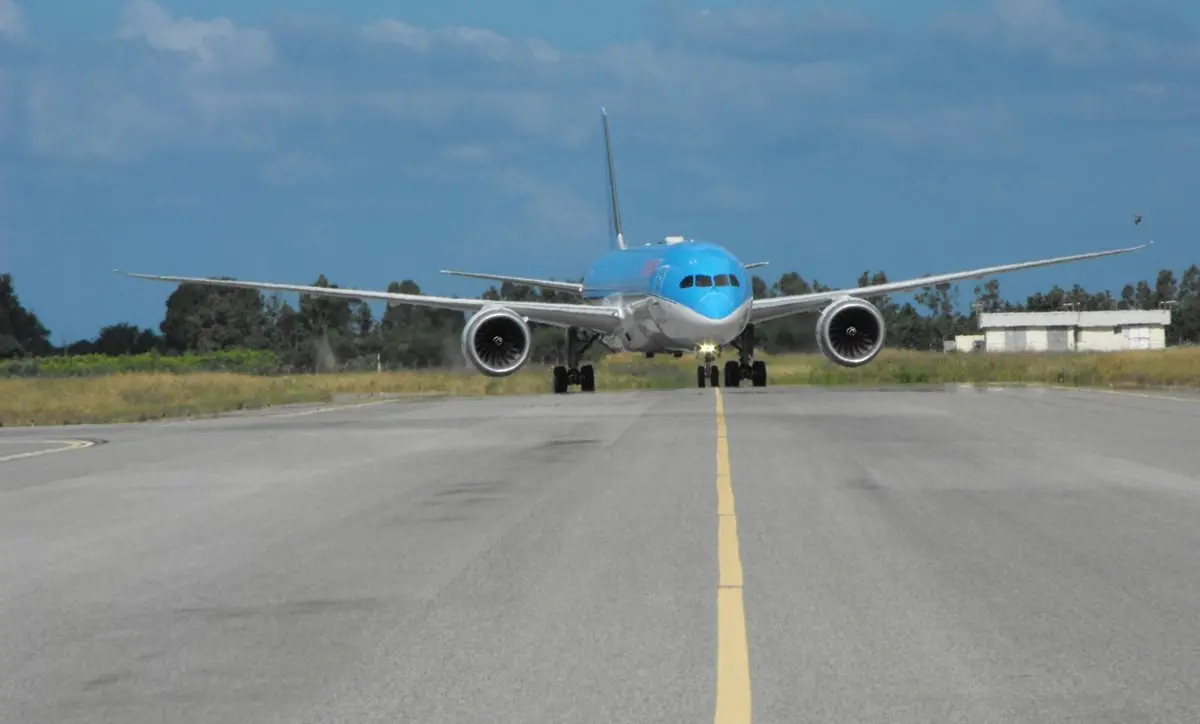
[{"xmin": 695, "ymin": 292, "xmax": 738, "ymax": 320}]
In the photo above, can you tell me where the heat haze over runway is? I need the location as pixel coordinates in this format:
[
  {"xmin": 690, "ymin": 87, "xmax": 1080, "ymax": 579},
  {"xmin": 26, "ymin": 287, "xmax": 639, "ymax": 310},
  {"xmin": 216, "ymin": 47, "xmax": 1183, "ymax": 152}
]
[{"xmin": 3, "ymin": 386, "xmax": 1200, "ymax": 723}]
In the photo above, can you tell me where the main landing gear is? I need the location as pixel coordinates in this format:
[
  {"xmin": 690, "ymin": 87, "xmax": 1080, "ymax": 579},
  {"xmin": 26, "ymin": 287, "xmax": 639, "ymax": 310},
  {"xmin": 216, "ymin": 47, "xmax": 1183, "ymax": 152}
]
[
  {"xmin": 553, "ymin": 326, "xmax": 600, "ymax": 394},
  {"xmin": 724, "ymin": 324, "xmax": 768, "ymax": 388}
]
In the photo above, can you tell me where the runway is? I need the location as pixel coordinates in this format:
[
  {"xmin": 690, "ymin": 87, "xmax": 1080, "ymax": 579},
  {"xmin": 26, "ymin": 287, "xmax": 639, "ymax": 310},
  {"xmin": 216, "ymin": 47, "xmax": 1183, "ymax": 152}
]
[{"xmin": 3, "ymin": 385, "xmax": 1200, "ymax": 723}]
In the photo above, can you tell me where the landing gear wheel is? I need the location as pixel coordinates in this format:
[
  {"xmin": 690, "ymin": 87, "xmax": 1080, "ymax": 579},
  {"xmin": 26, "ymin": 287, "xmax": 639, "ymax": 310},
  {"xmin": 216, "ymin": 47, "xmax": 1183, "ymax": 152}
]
[
  {"xmin": 751, "ymin": 360, "xmax": 767, "ymax": 387},
  {"xmin": 556, "ymin": 326, "xmax": 602, "ymax": 394},
  {"xmin": 709, "ymin": 365, "xmax": 719, "ymax": 387},
  {"xmin": 729, "ymin": 324, "xmax": 766, "ymax": 389},
  {"xmin": 697, "ymin": 366, "xmax": 707, "ymax": 389},
  {"xmin": 724, "ymin": 360, "xmax": 741, "ymax": 388}
]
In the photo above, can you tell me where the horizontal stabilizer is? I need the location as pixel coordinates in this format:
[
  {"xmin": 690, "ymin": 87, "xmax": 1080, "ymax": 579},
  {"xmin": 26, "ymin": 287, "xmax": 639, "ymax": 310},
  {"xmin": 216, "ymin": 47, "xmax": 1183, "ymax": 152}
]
[
  {"xmin": 744, "ymin": 261, "xmax": 770, "ymax": 269},
  {"xmin": 440, "ymin": 269, "xmax": 583, "ymax": 294}
]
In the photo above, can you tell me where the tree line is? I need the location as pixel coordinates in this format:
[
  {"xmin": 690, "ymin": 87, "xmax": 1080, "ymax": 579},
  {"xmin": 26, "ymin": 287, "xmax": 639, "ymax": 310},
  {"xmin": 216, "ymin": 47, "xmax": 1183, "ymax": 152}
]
[{"xmin": 3, "ymin": 264, "xmax": 1198, "ymax": 372}]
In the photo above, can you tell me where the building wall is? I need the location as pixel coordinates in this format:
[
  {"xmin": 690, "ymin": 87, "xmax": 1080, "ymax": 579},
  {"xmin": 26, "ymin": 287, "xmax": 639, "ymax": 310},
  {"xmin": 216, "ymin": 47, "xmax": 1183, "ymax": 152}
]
[
  {"xmin": 984, "ymin": 329, "xmax": 1008, "ymax": 352},
  {"xmin": 1046, "ymin": 327, "xmax": 1073, "ymax": 352},
  {"xmin": 975, "ymin": 310, "xmax": 1172, "ymax": 353},
  {"xmin": 951, "ymin": 334, "xmax": 984, "ymax": 352},
  {"xmin": 1070, "ymin": 325, "xmax": 1166, "ymax": 351},
  {"xmin": 984, "ymin": 327, "xmax": 1051, "ymax": 352},
  {"xmin": 979, "ymin": 325, "xmax": 1166, "ymax": 352},
  {"xmin": 1077, "ymin": 327, "xmax": 1125, "ymax": 351}
]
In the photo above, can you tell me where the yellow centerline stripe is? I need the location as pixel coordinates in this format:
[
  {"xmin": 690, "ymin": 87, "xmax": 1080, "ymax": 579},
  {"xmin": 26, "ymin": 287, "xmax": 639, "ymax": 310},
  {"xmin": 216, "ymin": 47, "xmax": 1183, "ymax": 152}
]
[{"xmin": 714, "ymin": 387, "xmax": 751, "ymax": 723}]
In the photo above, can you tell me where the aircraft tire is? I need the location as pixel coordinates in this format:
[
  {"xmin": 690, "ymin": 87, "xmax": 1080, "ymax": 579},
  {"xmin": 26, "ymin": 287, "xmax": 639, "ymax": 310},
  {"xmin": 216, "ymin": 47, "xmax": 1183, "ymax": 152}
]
[
  {"xmin": 724, "ymin": 360, "xmax": 740, "ymax": 387},
  {"xmin": 751, "ymin": 360, "xmax": 767, "ymax": 387},
  {"xmin": 553, "ymin": 365, "xmax": 569, "ymax": 394},
  {"xmin": 709, "ymin": 364, "xmax": 719, "ymax": 388},
  {"xmin": 580, "ymin": 364, "xmax": 596, "ymax": 392},
  {"xmin": 696, "ymin": 366, "xmax": 707, "ymax": 388}
]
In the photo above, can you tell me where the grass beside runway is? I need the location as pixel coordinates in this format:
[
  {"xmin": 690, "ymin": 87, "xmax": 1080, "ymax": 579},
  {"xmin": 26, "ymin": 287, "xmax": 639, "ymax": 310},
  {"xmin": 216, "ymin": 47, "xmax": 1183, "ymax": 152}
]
[{"xmin": 3, "ymin": 347, "xmax": 1199, "ymax": 426}]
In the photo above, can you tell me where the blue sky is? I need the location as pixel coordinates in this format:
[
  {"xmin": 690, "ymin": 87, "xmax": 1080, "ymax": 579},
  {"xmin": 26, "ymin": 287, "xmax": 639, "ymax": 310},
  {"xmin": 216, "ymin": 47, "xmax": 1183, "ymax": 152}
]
[{"xmin": 2, "ymin": 0, "xmax": 1197, "ymax": 344}]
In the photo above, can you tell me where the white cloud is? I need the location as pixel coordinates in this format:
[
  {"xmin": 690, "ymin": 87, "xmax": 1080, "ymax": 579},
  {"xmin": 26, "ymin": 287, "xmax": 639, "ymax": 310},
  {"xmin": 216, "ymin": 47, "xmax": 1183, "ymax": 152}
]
[
  {"xmin": 362, "ymin": 18, "xmax": 556, "ymax": 64},
  {"xmin": 845, "ymin": 101, "xmax": 1022, "ymax": 157},
  {"xmin": 932, "ymin": 0, "xmax": 1200, "ymax": 72},
  {"xmin": 936, "ymin": 0, "xmax": 1107, "ymax": 65},
  {"xmin": 361, "ymin": 19, "xmax": 430, "ymax": 52},
  {"xmin": 259, "ymin": 150, "xmax": 325, "ymax": 186},
  {"xmin": 440, "ymin": 143, "xmax": 493, "ymax": 164},
  {"xmin": 659, "ymin": 4, "xmax": 884, "ymax": 63},
  {"xmin": 117, "ymin": 0, "xmax": 273, "ymax": 73},
  {"xmin": 8, "ymin": 0, "xmax": 1200, "ymax": 174},
  {"xmin": 494, "ymin": 169, "xmax": 608, "ymax": 251},
  {"xmin": 0, "ymin": 0, "xmax": 25, "ymax": 41},
  {"xmin": 24, "ymin": 72, "xmax": 190, "ymax": 161}
]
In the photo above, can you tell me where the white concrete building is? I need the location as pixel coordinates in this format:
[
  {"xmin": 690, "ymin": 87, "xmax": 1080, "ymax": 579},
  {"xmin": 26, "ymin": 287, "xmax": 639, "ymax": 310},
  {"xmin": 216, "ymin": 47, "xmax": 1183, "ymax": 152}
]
[
  {"xmin": 946, "ymin": 334, "xmax": 984, "ymax": 353},
  {"xmin": 969, "ymin": 309, "xmax": 1171, "ymax": 352}
]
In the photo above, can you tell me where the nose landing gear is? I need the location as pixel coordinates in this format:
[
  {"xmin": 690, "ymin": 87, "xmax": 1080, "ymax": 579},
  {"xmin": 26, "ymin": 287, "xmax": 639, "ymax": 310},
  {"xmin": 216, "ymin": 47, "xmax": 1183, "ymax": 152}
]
[
  {"xmin": 694, "ymin": 326, "xmax": 769, "ymax": 390},
  {"xmin": 696, "ymin": 361, "xmax": 720, "ymax": 388},
  {"xmin": 695, "ymin": 343, "xmax": 721, "ymax": 388}
]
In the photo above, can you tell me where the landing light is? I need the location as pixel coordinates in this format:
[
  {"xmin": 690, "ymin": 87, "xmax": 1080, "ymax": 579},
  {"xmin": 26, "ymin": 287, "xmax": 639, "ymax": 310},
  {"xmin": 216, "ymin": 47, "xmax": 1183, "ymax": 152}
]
[{"xmin": 697, "ymin": 342, "xmax": 718, "ymax": 356}]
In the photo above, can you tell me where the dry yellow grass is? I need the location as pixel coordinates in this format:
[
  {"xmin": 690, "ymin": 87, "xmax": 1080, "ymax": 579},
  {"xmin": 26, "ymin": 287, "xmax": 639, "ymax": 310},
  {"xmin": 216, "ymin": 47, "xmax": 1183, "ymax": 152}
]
[
  {"xmin": 0, "ymin": 373, "xmax": 328, "ymax": 427},
  {"xmin": 3, "ymin": 347, "xmax": 1199, "ymax": 427}
]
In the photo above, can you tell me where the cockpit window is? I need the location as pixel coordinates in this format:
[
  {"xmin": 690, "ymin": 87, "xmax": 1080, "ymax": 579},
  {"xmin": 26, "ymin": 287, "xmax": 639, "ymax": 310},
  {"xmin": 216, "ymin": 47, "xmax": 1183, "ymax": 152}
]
[
  {"xmin": 695, "ymin": 275, "xmax": 713, "ymax": 287},
  {"xmin": 715, "ymin": 274, "xmax": 730, "ymax": 287},
  {"xmin": 679, "ymin": 275, "xmax": 694, "ymax": 288},
  {"xmin": 730, "ymin": 275, "xmax": 741, "ymax": 287}
]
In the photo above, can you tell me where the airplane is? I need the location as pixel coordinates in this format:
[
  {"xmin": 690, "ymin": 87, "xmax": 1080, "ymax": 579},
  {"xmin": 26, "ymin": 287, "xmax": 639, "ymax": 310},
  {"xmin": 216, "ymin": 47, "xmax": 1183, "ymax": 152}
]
[{"xmin": 117, "ymin": 108, "xmax": 1148, "ymax": 394}]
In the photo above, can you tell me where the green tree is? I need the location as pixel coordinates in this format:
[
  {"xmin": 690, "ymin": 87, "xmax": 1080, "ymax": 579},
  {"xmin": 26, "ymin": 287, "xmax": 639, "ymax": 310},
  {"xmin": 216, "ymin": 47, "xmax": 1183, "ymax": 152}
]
[
  {"xmin": 160, "ymin": 280, "xmax": 271, "ymax": 353},
  {"xmin": 0, "ymin": 273, "xmax": 54, "ymax": 358}
]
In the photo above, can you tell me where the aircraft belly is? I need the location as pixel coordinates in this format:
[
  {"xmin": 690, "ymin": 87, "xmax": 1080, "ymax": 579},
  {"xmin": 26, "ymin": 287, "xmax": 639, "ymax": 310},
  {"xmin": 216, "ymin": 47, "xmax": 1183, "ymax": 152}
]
[
  {"xmin": 649, "ymin": 297, "xmax": 750, "ymax": 348},
  {"xmin": 601, "ymin": 295, "xmax": 750, "ymax": 353},
  {"xmin": 649, "ymin": 297, "xmax": 702, "ymax": 347}
]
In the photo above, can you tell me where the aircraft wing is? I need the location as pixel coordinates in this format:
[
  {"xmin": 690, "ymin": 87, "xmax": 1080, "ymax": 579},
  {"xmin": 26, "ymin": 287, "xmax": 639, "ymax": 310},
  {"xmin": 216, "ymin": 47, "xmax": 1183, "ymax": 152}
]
[
  {"xmin": 115, "ymin": 270, "xmax": 624, "ymax": 333},
  {"xmin": 749, "ymin": 243, "xmax": 1149, "ymax": 324},
  {"xmin": 744, "ymin": 261, "xmax": 770, "ymax": 269},
  {"xmin": 439, "ymin": 269, "xmax": 583, "ymax": 294}
]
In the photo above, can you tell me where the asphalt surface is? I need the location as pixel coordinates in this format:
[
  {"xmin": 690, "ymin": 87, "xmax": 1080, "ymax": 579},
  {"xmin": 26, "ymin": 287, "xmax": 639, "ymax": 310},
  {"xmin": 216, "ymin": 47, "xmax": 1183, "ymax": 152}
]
[{"xmin": 2, "ymin": 385, "xmax": 1200, "ymax": 723}]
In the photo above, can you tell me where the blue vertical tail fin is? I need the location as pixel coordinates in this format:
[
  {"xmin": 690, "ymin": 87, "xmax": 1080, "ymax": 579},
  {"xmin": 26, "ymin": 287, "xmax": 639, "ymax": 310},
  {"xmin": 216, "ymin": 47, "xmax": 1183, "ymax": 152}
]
[{"xmin": 600, "ymin": 107, "xmax": 626, "ymax": 250}]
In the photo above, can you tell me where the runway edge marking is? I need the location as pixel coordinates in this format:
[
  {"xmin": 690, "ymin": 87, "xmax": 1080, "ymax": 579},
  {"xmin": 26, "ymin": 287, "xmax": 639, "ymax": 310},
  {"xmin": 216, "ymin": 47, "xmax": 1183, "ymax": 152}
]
[
  {"xmin": 1049, "ymin": 385, "xmax": 1200, "ymax": 404},
  {"xmin": 0, "ymin": 439, "xmax": 96, "ymax": 463},
  {"xmin": 714, "ymin": 388, "xmax": 751, "ymax": 723},
  {"xmin": 153, "ymin": 397, "xmax": 399, "ymax": 427}
]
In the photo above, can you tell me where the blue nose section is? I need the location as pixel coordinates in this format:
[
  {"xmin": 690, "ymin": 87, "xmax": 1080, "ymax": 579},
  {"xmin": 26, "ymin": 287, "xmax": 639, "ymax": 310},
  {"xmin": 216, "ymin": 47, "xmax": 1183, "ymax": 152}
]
[{"xmin": 694, "ymin": 291, "xmax": 738, "ymax": 320}]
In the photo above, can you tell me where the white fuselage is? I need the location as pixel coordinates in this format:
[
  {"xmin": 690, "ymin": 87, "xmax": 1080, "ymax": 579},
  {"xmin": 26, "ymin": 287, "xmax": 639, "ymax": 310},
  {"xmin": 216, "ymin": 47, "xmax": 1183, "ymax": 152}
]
[{"xmin": 596, "ymin": 293, "xmax": 753, "ymax": 354}]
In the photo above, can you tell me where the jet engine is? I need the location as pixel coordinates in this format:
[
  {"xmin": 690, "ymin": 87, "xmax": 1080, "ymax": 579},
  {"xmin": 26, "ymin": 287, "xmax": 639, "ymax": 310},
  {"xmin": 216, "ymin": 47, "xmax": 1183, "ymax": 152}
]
[
  {"xmin": 815, "ymin": 297, "xmax": 886, "ymax": 367},
  {"xmin": 460, "ymin": 307, "xmax": 533, "ymax": 377}
]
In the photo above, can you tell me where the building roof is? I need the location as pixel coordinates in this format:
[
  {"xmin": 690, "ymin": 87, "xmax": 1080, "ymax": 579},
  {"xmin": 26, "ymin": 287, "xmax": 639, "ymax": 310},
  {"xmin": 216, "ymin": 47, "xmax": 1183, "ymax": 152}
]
[{"xmin": 978, "ymin": 309, "xmax": 1171, "ymax": 329}]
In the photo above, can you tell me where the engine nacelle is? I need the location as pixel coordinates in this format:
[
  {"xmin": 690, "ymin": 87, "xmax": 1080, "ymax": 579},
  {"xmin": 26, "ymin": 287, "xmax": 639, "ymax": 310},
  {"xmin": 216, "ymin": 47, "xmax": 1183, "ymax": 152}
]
[
  {"xmin": 460, "ymin": 307, "xmax": 533, "ymax": 377},
  {"xmin": 815, "ymin": 296, "xmax": 886, "ymax": 368}
]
